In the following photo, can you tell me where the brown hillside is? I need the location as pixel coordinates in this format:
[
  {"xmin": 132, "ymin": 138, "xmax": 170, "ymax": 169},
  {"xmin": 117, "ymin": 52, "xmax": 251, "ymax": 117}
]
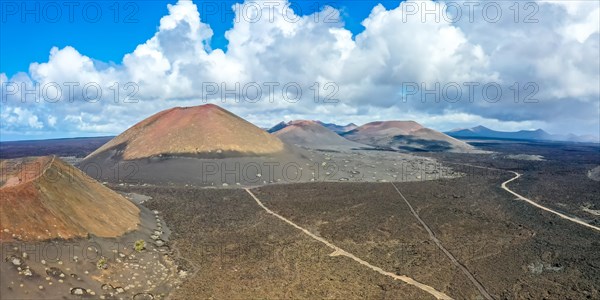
[
  {"xmin": 343, "ymin": 121, "xmax": 475, "ymax": 152},
  {"xmin": 272, "ymin": 120, "xmax": 369, "ymax": 149},
  {"xmin": 0, "ymin": 156, "xmax": 140, "ymax": 242},
  {"xmin": 86, "ymin": 104, "xmax": 285, "ymax": 160}
]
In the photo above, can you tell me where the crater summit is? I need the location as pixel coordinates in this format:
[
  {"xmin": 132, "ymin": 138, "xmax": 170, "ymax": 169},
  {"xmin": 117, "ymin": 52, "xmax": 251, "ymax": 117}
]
[{"xmin": 86, "ymin": 104, "xmax": 286, "ymax": 161}]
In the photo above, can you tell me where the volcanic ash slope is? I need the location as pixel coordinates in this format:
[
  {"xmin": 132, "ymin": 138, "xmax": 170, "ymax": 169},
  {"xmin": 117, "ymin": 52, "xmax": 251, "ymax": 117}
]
[
  {"xmin": 81, "ymin": 104, "xmax": 314, "ymax": 186},
  {"xmin": 86, "ymin": 104, "xmax": 286, "ymax": 160},
  {"xmin": 271, "ymin": 120, "xmax": 371, "ymax": 151},
  {"xmin": 0, "ymin": 156, "xmax": 140, "ymax": 241},
  {"xmin": 342, "ymin": 121, "xmax": 477, "ymax": 153}
]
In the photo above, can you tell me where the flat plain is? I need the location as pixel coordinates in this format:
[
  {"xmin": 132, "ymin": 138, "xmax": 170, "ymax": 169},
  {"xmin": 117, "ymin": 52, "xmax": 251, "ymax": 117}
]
[{"xmin": 112, "ymin": 140, "xmax": 600, "ymax": 299}]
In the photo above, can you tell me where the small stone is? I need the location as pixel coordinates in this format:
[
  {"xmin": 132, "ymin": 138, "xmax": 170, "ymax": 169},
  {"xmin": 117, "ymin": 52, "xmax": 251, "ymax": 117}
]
[
  {"xmin": 11, "ymin": 257, "xmax": 22, "ymax": 266},
  {"xmin": 70, "ymin": 287, "xmax": 86, "ymax": 295}
]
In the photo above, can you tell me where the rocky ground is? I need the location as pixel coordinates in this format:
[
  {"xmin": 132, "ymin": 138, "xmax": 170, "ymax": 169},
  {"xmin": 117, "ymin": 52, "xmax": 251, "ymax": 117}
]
[
  {"xmin": 255, "ymin": 178, "xmax": 600, "ymax": 299},
  {"xmin": 118, "ymin": 170, "xmax": 600, "ymax": 299},
  {"xmin": 2, "ymin": 139, "xmax": 598, "ymax": 299},
  {"xmin": 0, "ymin": 201, "xmax": 184, "ymax": 300},
  {"xmin": 588, "ymin": 166, "xmax": 600, "ymax": 181},
  {"xmin": 423, "ymin": 140, "xmax": 600, "ymax": 227},
  {"xmin": 84, "ymin": 148, "xmax": 461, "ymax": 188},
  {"xmin": 124, "ymin": 186, "xmax": 436, "ymax": 299}
]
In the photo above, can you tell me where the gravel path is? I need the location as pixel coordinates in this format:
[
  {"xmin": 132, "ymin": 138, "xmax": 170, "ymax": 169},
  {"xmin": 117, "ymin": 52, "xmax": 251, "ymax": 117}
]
[{"xmin": 245, "ymin": 188, "xmax": 453, "ymax": 300}]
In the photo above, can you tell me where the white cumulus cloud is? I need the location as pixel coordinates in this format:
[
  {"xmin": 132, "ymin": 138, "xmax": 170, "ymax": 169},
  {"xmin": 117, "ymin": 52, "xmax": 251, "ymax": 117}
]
[{"xmin": 1, "ymin": 0, "xmax": 598, "ymax": 140}]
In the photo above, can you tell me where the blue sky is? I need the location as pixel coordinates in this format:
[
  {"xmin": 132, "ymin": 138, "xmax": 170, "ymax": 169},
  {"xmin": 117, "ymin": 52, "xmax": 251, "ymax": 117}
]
[
  {"xmin": 1, "ymin": 0, "xmax": 599, "ymax": 141},
  {"xmin": 2, "ymin": 1, "xmax": 168, "ymax": 77},
  {"xmin": 1, "ymin": 0, "xmax": 401, "ymax": 77}
]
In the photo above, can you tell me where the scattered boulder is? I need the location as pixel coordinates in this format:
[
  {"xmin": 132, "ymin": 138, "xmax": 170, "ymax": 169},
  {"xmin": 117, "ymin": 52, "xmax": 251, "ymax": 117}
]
[
  {"xmin": 588, "ymin": 166, "xmax": 600, "ymax": 181},
  {"xmin": 46, "ymin": 267, "xmax": 65, "ymax": 278},
  {"xmin": 70, "ymin": 287, "xmax": 87, "ymax": 296},
  {"xmin": 134, "ymin": 292, "xmax": 155, "ymax": 300},
  {"xmin": 8, "ymin": 256, "xmax": 23, "ymax": 267}
]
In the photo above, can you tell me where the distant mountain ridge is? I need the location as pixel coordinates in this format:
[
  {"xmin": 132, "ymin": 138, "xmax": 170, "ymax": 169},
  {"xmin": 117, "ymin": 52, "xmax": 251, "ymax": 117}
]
[
  {"xmin": 268, "ymin": 121, "xmax": 358, "ymax": 134},
  {"xmin": 267, "ymin": 121, "xmax": 288, "ymax": 133},
  {"xmin": 315, "ymin": 121, "xmax": 358, "ymax": 133},
  {"xmin": 447, "ymin": 126, "xmax": 599, "ymax": 143}
]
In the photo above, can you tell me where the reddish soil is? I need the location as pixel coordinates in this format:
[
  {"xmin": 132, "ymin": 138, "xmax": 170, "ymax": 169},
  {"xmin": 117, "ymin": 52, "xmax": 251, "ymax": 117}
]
[
  {"xmin": 344, "ymin": 121, "xmax": 475, "ymax": 152},
  {"xmin": 272, "ymin": 120, "xmax": 369, "ymax": 149},
  {"xmin": 85, "ymin": 104, "xmax": 285, "ymax": 160},
  {"xmin": 0, "ymin": 156, "xmax": 140, "ymax": 242}
]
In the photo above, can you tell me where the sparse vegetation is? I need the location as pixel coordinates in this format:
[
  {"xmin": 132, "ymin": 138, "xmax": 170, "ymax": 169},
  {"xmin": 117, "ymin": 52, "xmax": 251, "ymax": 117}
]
[
  {"xmin": 134, "ymin": 239, "xmax": 146, "ymax": 252},
  {"xmin": 96, "ymin": 257, "xmax": 108, "ymax": 270}
]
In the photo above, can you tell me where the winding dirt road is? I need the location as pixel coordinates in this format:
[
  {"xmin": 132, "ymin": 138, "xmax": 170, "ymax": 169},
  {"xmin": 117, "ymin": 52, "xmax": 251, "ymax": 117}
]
[
  {"xmin": 242, "ymin": 161, "xmax": 598, "ymax": 300},
  {"xmin": 501, "ymin": 171, "xmax": 600, "ymax": 232},
  {"xmin": 245, "ymin": 188, "xmax": 453, "ymax": 300},
  {"xmin": 447, "ymin": 162, "xmax": 600, "ymax": 233}
]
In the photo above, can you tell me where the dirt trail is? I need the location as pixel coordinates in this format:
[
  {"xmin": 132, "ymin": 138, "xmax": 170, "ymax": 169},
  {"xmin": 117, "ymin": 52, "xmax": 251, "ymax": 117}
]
[
  {"xmin": 501, "ymin": 171, "xmax": 600, "ymax": 232},
  {"xmin": 245, "ymin": 189, "xmax": 453, "ymax": 300},
  {"xmin": 445, "ymin": 162, "xmax": 600, "ymax": 233},
  {"xmin": 391, "ymin": 182, "xmax": 494, "ymax": 300}
]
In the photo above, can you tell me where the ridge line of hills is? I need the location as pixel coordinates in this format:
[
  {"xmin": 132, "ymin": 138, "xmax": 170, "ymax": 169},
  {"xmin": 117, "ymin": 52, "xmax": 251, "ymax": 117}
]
[{"xmin": 446, "ymin": 125, "xmax": 599, "ymax": 143}]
